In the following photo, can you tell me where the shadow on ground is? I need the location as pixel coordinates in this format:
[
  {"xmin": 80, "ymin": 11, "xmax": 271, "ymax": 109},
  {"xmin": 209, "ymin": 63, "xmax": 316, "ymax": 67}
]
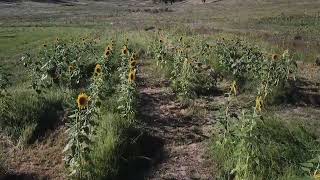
[
  {"xmin": 0, "ymin": 173, "xmax": 44, "ymax": 180},
  {"xmin": 117, "ymin": 129, "xmax": 164, "ymax": 180},
  {"xmin": 276, "ymin": 78, "xmax": 320, "ymax": 107}
]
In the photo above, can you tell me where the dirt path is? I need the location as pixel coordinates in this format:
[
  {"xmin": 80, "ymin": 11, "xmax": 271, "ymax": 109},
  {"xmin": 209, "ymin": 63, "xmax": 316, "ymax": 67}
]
[
  {"xmin": 137, "ymin": 59, "xmax": 217, "ymax": 179},
  {"xmin": 0, "ymin": 127, "xmax": 66, "ymax": 180}
]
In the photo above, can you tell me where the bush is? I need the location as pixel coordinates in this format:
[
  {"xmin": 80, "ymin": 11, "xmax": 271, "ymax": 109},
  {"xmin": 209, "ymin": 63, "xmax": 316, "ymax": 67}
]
[{"xmin": 211, "ymin": 111, "xmax": 319, "ymax": 180}]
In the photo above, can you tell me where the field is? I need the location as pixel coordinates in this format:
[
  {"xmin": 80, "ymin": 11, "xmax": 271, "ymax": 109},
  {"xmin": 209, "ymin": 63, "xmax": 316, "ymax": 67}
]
[{"xmin": 0, "ymin": 0, "xmax": 320, "ymax": 179}]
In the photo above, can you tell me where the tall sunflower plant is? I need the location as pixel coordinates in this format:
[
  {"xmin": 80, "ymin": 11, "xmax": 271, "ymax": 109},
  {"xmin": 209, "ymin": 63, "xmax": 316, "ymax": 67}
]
[
  {"xmin": 117, "ymin": 43, "xmax": 138, "ymax": 122},
  {"xmin": 64, "ymin": 47, "xmax": 110, "ymax": 179}
]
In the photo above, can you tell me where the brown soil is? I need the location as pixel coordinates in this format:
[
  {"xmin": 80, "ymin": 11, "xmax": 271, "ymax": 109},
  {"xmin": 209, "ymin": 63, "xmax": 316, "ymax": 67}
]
[
  {"xmin": 137, "ymin": 59, "xmax": 218, "ymax": 179},
  {"xmin": 0, "ymin": 127, "xmax": 67, "ymax": 180}
]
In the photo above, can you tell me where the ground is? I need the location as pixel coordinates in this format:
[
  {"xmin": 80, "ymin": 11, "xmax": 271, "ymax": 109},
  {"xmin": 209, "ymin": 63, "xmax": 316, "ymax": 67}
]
[{"xmin": 0, "ymin": 0, "xmax": 320, "ymax": 179}]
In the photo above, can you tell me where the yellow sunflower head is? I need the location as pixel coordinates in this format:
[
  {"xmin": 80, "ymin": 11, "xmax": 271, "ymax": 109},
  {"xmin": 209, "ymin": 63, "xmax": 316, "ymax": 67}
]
[
  {"xmin": 106, "ymin": 44, "xmax": 113, "ymax": 51},
  {"xmin": 77, "ymin": 93, "xmax": 89, "ymax": 110},
  {"xmin": 122, "ymin": 46, "xmax": 129, "ymax": 55},
  {"xmin": 104, "ymin": 49, "xmax": 111, "ymax": 58},
  {"xmin": 128, "ymin": 69, "xmax": 137, "ymax": 83},
  {"xmin": 94, "ymin": 64, "xmax": 102, "ymax": 76},
  {"xmin": 130, "ymin": 60, "xmax": 137, "ymax": 68},
  {"xmin": 272, "ymin": 54, "xmax": 279, "ymax": 61}
]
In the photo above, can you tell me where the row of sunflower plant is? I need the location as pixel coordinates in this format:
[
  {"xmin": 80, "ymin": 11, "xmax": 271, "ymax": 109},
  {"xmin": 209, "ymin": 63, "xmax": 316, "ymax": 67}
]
[
  {"xmin": 149, "ymin": 32, "xmax": 219, "ymax": 100},
  {"xmin": 215, "ymin": 38, "xmax": 297, "ymax": 109},
  {"xmin": 212, "ymin": 38, "xmax": 320, "ymax": 180},
  {"xmin": 21, "ymin": 37, "xmax": 139, "ymax": 179},
  {"xmin": 65, "ymin": 40, "xmax": 139, "ymax": 179}
]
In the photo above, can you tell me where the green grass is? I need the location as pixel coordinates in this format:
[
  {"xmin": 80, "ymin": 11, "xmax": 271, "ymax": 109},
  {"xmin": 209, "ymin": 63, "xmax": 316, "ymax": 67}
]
[
  {"xmin": 0, "ymin": 87, "xmax": 67, "ymax": 144},
  {"xmin": 211, "ymin": 113, "xmax": 319, "ymax": 180},
  {"xmin": 0, "ymin": 27, "xmax": 97, "ymax": 57},
  {"xmin": 0, "ymin": 1, "xmax": 319, "ymax": 178},
  {"xmin": 88, "ymin": 111, "xmax": 127, "ymax": 179}
]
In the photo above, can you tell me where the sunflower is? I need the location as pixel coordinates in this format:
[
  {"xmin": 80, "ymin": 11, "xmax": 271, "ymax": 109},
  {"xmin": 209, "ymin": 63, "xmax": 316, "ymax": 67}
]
[
  {"xmin": 77, "ymin": 93, "xmax": 89, "ymax": 110},
  {"xmin": 272, "ymin": 54, "xmax": 279, "ymax": 61},
  {"xmin": 122, "ymin": 46, "xmax": 129, "ymax": 55},
  {"xmin": 104, "ymin": 49, "xmax": 111, "ymax": 58},
  {"xmin": 106, "ymin": 44, "xmax": 112, "ymax": 51},
  {"xmin": 130, "ymin": 60, "xmax": 137, "ymax": 68},
  {"xmin": 94, "ymin": 64, "xmax": 102, "ymax": 76},
  {"xmin": 128, "ymin": 69, "xmax": 136, "ymax": 83}
]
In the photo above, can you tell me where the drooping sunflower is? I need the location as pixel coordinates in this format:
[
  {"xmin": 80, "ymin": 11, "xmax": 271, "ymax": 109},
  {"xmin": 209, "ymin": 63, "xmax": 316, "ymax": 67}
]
[
  {"xmin": 122, "ymin": 46, "xmax": 129, "ymax": 55},
  {"xmin": 255, "ymin": 96, "xmax": 263, "ymax": 112},
  {"xmin": 94, "ymin": 64, "xmax": 102, "ymax": 76},
  {"xmin": 230, "ymin": 80, "xmax": 237, "ymax": 96},
  {"xmin": 128, "ymin": 69, "xmax": 136, "ymax": 83},
  {"xmin": 77, "ymin": 93, "xmax": 89, "ymax": 110},
  {"xmin": 272, "ymin": 54, "xmax": 279, "ymax": 61}
]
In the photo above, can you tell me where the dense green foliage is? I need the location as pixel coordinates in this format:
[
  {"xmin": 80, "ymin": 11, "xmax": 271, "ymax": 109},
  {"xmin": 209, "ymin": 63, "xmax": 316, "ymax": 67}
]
[{"xmin": 212, "ymin": 110, "xmax": 319, "ymax": 180}]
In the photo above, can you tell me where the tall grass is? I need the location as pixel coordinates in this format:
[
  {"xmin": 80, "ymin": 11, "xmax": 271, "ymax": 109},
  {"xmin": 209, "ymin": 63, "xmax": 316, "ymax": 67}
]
[
  {"xmin": 211, "ymin": 113, "xmax": 319, "ymax": 180},
  {"xmin": 0, "ymin": 88, "xmax": 66, "ymax": 144}
]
